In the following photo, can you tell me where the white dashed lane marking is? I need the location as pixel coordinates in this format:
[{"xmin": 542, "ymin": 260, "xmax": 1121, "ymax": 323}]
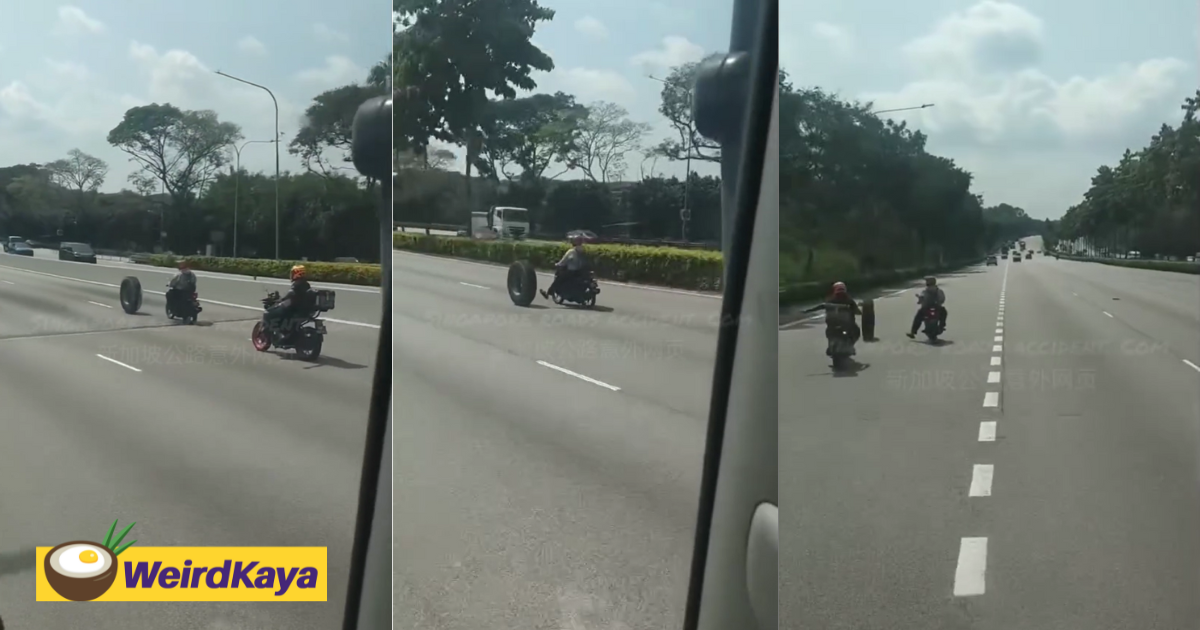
[
  {"xmin": 954, "ymin": 537, "xmax": 988, "ymax": 596},
  {"xmin": 969, "ymin": 465, "xmax": 994, "ymax": 497},
  {"xmin": 978, "ymin": 421, "xmax": 997, "ymax": 442}
]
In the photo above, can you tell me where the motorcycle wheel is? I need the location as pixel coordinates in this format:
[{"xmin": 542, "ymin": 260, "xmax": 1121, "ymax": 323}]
[
  {"xmin": 251, "ymin": 321, "xmax": 272, "ymax": 351},
  {"xmin": 552, "ymin": 292, "xmax": 565, "ymax": 305},
  {"xmin": 119, "ymin": 277, "xmax": 142, "ymax": 314},
  {"xmin": 832, "ymin": 354, "xmax": 849, "ymax": 370},
  {"xmin": 583, "ymin": 294, "xmax": 596, "ymax": 308},
  {"xmin": 296, "ymin": 329, "xmax": 323, "ymax": 361},
  {"xmin": 506, "ymin": 260, "xmax": 538, "ymax": 307}
]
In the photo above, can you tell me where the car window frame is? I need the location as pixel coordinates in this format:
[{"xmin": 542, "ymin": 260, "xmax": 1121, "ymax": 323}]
[{"xmin": 682, "ymin": 0, "xmax": 778, "ymax": 628}]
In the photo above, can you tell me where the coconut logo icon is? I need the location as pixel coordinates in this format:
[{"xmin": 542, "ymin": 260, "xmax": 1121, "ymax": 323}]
[{"xmin": 45, "ymin": 520, "xmax": 137, "ymax": 602}]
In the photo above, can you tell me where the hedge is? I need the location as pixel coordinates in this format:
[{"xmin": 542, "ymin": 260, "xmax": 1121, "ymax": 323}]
[
  {"xmin": 780, "ymin": 257, "xmax": 985, "ymax": 306},
  {"xmin": 137, "ymin": 254, "xmax": 382, "ymax": 286},
  {"xmin": 1050, "ymin": 251, "xmax": 1200, "ymax": 274},
  {"xmin": 393, "ymin": 233, "xmax": 724, "ymax": 291}
]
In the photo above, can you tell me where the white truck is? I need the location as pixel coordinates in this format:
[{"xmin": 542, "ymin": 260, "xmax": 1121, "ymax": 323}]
[{"xmin": 470, "ymin": 206, "xmax": 530, "ymax": 240}]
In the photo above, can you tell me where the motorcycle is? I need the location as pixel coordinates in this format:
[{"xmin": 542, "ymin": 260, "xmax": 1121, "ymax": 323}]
[
  {"xmin": 920, "ymin": 298, "xmax": 945, "ymax": 341},
  {"xmin": 164, "ymin": 286, "xmax": 202, "ymax": 324},
  {"xmin": 250, "ymin": 289, "xmax": 336, "ymax": 361},
  {"xmin": 821, "ymin": 303, "xmax": 858, "ymax": 370},
  {"xmin": 550, "ymin": 269, "xmax": 600, "ymax": 308}
]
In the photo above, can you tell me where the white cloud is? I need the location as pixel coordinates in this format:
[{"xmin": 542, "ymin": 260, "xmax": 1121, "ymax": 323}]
[
  {"xmin": 0, "ymin": 82, "xmax": 51, "ymax": 119},
  {"xmin": 295, "ymin": 56, "xmax": 365, "ymax": 89},
  {"xmin": 237, "ymin": 36, "xmax": 267, "ymax": 56},
  {"xmin": 574, "ymin": 16, "xmax": 609, "ymax": 41},
  {"xmin": 812, "ymin": 22, "xmax": 854, "ymax": 58},
  {"xmin": 630, "ymin": 36, "xmax": 707, "ymax": 73},
  {"xmin": 45, "ymin": 59, "xmax": 90, "ymax": 83},
  {"xmin": 312, "ymin": 22, "xmax": 349, "ymax": 44},
  {"xmin": 55, "ymin": 6, "xmax": 106, "ymax": 36},
  {"xmin": 903, "ymin": 1, "xmax": 1045, "ymax": 78}
]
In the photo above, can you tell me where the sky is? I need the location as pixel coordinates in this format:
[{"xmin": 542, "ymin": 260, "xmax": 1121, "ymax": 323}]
[
  {"xmin": 783, "ymin": 0, "xmax": 1198, "ymax": 220},
  {"xmin": 0, "ymin": 2, "xmax": 388, "ymax": 193},
  {"xmin": 429, "ymin": 0, "xmax": 735, "ymax": 183}
]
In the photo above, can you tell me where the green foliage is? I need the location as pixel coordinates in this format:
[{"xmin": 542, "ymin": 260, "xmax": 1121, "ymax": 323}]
[
  {"xmin": 652, "ymin": 55, "xmax": 723, "ymax": 164},
  {"xmin": 142, "ymin": 254, "xmax": 382, "ymax": 286},
  {"xmin": 1057, "ymin": 91, "xmax": 1200, "ymax": 257},
  {"xmin": 392, "ymin": 0, "xmax": 556, "ymax": 154},
  {"xmin": 290, "ymin": 84, "xmax": 387, "ymax": 175},
  {"xmin": 393, "ymin": 232, "xmax": 723, "ymax": 290},
  {"xmin": 779, "ymin": 71, "xmax": 1009, "ymax": 291},
  {"xmin": 107, "ymin": 104, "xmax": 242, "ymax": 205}
]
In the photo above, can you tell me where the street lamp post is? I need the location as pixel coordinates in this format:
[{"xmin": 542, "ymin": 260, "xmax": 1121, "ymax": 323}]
[
  {"xmin": 229, "ymin": 139, "xmax": 277, "ymax": 258},
  {"xmin": 872, "ymin": 103, "xmax": 935, "ymax": 115},
  {"xmin": 215, "ymin": 70, "xmax": 281, "ymax": 259}
]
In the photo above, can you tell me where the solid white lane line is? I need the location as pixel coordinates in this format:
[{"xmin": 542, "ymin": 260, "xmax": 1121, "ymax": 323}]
[
  {"xmin": 1103, "ymin": 311, "xmax": 1113, "ymax": 318},
  {"xmin": 969, "ymin": 464, "xmax": 994, "ymax": 497},
  {"xmin": 536, "ymin": 360, "xmax": 621, "ymax": 391},
  {"xmin": 953, "ymin": 537, "xmax": 988, "ymax": 596},
  {"xmin": 990, "ymin": 356, "xmax": 1001, "ymax": 366},
  {"xmin": 987, "ymin": 371, "xmax": 1001, "ymax": 383},
  {"xmin": 983, "ymin": 392, "xmax": 999, "ymax": 407},
  {"xmin": 459, "ymin": 282, "xmax": 488, "ymax": 289},
  {"xmin": 979, "ymin": 421, "xmax": 997, "ymax": 442},
  {"xmin": 87, "ymin": 300, "xmax": 113, "ymax": 309},
  {"xmin": 992, "ymin": 345, "xmax": 1002, "ymax": 352},
  {"xmin": 1183, "ymin": 359, "xmax": 1200, "ymax": 373},
  {"xmin": 97, "ymin": 354, "xmax": 141, "ymax": 372}
]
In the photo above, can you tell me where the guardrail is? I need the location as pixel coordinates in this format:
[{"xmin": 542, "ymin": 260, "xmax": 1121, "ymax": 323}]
[{"xmin": 779, "ymin": 257, "xmax": 986, "ymax": 307}]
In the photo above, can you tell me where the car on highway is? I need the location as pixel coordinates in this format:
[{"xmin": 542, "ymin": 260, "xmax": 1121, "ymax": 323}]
[
  {"xmin": 1012, "ymin": 252, "xmax": 1022, "ymax": 262},
  {"xmin": 985, "ymin": 255, "xmax": 998, "ymax": 266},
  {"xmin": 6, "ymin": 241, "xmax": 33, "ymax": 256},
  {"xmin": 1025, "ymin": 251, "xmax": 1033, "ymax": 259},
  {"xmin": 3, "ymin": 236, "xmax": 24, "ymax": 253},
  {"xmin": 566, "ymin": 229, "xmax": 598, "ymax": 243},
  {"xmin": 58, "ymin": 242, "xmax": 97, "ymax": 263}
]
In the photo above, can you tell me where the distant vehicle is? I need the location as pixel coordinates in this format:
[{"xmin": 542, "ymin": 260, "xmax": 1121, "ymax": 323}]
[
  {"xmin": 985, "ymin": 255, "xmax": 998, "ymax": 266},
  {"xmin": 1025, "ymin": 251, "xmax": 1033, "ymax": 259},
  {"xmin": 1012, "ymin": 252, "xmax": 1022, "ymax": 262},
  {"xmin": 470, "ymin": 206, "xmax": 529, "ymax": 240},
  {"xmin": 59, "ymin": 242, "xmax": 97, "ymax": 263},
  {"xmin": 1019, "ymin": 240, "xmax": 1026, "ymax": 251},
  {"xmin": 4, "ymin": 236, "xmax": 23, "ymax": 252},
  {"xmin": 566, "ymin": 229, "xmax": 598, "ymax": 243},
  {"xmin": 6, "ymin": 241, "xmax": 33, "ymax": 256}
]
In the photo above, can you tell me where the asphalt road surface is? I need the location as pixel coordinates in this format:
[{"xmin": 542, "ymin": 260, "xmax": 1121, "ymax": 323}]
[
  {"xmin": 0, "ymin": 251, "xmax": 382, "ymax": 629},
  {"xmin": 391, "ymin": 250, "xmax": 721, "ymax": 630},
  {"xmin": 781, "ymin": 235, "xmax": 1200, "ymax": 630}
]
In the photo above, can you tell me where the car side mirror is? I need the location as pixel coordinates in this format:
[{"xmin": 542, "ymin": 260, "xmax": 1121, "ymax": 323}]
[{"xmin": 350, "ymin": 93, "xmax": 393, "ymax": 289}]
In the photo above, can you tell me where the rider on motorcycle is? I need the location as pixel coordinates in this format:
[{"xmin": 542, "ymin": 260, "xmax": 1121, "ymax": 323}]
[
  {"xmin": 540, "ymin": 235, "xmax": 587, "ymax": 300},
  {"xmin": 264, "ymin": 265, "xmax": 314, "ymax": 335},
  {"xmin": 804, "ymin": 281, "xmax": 862, "ymax": 348},
  {"xmin": 907, "ymin": 276, "xmax": 947, "ymax": 338},
  {"xmin": 166, "ymin": 260, "xmax": 197, "ymax": 313}
]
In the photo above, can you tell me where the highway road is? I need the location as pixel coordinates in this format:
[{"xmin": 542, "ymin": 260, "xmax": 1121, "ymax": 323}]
[
  {"xmin": 0, "ymin": 251, "xmax": 382, "ymax": 629},
  {"xmin": 391, "ymin": 250, "xmax": 721, "ymax": 629},
  {"xmin": 781, "ymin": 235, "xmax": 1200, "ymax": 630}
]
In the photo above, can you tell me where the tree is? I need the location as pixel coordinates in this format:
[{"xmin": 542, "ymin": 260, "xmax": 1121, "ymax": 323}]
[
  {"xmin": 566, "ymin": 102, "xmax": 650, "ymax": 183},
  {"xmin": 46, "ymin": 149, "xmax": 108, "ymax": 198},
  {"xmin": 290, "ymin": 84, "xmax": 384, "ymax": 176},
  {"xmin": 107, "ymin": 104, "xmax": 242, "ymax": 204},
  {"xmin": 481, "ymin": 91, "xmax": 585, "ymax": 181},
  {"xmin": 652, "ymin": 55, "xmax": 723, "ymax": 164},
  {"xmin": 393, "ymin": 0, "xmax": 556, "ymax": 212},
  {"xmin": 107, "ymin": 103, "xmax": 242, "ymax": 252}
]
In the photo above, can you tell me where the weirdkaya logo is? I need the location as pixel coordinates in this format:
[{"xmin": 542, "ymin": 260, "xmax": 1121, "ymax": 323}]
[{"xmin": 37, "ymin": 519, "xmax": 327, "ymax": 602}]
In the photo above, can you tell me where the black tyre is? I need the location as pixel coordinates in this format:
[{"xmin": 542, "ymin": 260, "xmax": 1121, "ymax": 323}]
[
  {"xmin": 119, "ymin": 277, "xmax": 142, "ymax": 314},
  {"xmin": 296, "ymin": 330, "xmax": 323, "ymax": 361},
  {"xmin": 861, "ymin": 298, "xmax": 875, "ymax": 340},
  {"xmin": 507, "ymin": 260, "xmax": 537, "ymax": 307}
]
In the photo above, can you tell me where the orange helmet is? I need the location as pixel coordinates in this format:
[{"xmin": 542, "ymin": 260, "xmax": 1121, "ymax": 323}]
[{"xmin": 290, "ymin": 265, "xmax": 306, "ymax": 281}]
